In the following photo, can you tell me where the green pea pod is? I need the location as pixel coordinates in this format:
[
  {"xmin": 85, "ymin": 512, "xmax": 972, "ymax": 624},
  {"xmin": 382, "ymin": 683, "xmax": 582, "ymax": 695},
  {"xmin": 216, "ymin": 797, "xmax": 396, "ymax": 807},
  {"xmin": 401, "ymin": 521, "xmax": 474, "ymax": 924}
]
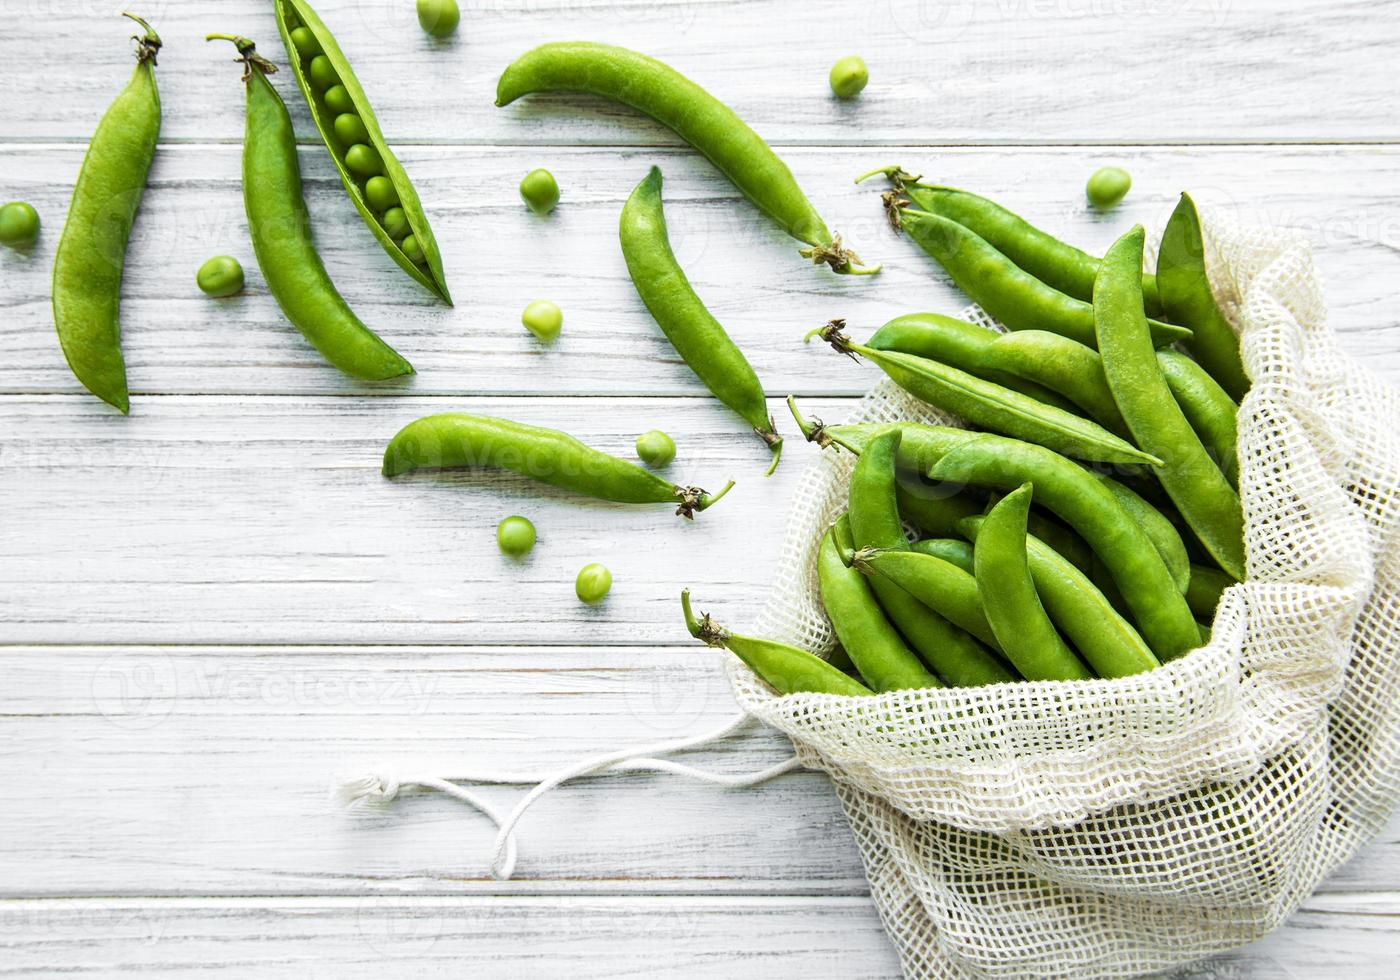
[
  {"xmin": 849, "ymin": 546, "xmax": 1000, "ymax": 649},
  {"xmin": 682, "ymin": 591, "xmax": 871, "ymax": 697},
  {"xmin": 859, "ymin": 169, "xmax": 1162, "ymax": 314},
  {"xmin": 809, "ymin": 320, "xmax": 1161, "ymax": 467},
  {"xmin": 1186, "ymin": 563, "xmax": 1237, "ymax": 620},
  {"xmin": 1157, "ymin": 193, "xmax": 1249, "ymax": 399},
  {"xmin": 273, "ymin": 0, "xmax": 451, "ymax": 303},
  {"xmin": 818, "ymin": 518, "xmax": 943, "ymax": 691},
  {"xmin": 896, "ymin": 480, "xmax": 985, "ymax": 538},
  {"xmin": 928, "ymin": 434, "xmax": 1201, "ymax": 660},
  {"xmin": 1095, "ymin": 226, "xmax": 1246, "ymax": 581},
  {"xmin": 982, "ymin": 331, "xmax": 1130, "ymax": 438},
  {"xmin": 866, "ymin": 313, "xmax": 1080, "ymax": 412},
  {"xmin": 1158, "ymin": 350, "xmax": 1240, "ymax": 487},
  {"xmin": 911, "ymin": 538, "xmax": 975, "ymax": 571},
  {"xmin": 786, "ymin": 397, "xmax": 981, "ymax": 473},
  {"xmin": 891, "ymin": 206, "xmax": 1190, "ymax": 349},
  {"xmin": 210, "ymin": 35, "xmax": 413, "ymax": 380},
  {"xmin": 382, "ymin": 413, "xmax": 734, "ymax": 519},
  {"xmin": 51, "ymin": 14, "xmax": 162, "ymax": 414},
  {"xmin": 620, "ymin": 168, "xmax": 781, "ymax": 475},
  {"xmin": 498, "ymin": 42, "xmax": 875, "ymax": 275},
  {"xmin": 973, "ymin": 485, "xmax": 1093, "ymax": 681},
  {"xmin": 847, "ymin": 430, "xmax": 1015, "ymax": 686},
  {"xmin": 959, "ymin": 516, "xmax": 1160, "ymax": 678},
  {"xmin": 1085, "ymin": 471, "xmax": 1192, "ymax": 594}
]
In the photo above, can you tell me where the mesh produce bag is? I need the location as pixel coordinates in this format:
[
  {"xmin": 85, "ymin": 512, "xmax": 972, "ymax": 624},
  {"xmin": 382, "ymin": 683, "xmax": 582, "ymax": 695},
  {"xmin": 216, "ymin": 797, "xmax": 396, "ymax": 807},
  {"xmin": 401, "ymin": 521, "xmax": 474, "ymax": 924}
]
[{"xmin": 724, "ymin": 215, "xmax": 1400, "ymax": 977}]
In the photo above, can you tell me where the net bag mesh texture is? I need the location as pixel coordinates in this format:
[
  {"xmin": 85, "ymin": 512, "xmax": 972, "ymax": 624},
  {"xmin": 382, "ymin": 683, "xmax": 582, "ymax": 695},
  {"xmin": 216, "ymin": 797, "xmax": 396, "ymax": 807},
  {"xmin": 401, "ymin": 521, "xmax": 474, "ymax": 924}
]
[{"xmin": 721, "ymin": 214, "xmax": 1400, "ymax": 978}]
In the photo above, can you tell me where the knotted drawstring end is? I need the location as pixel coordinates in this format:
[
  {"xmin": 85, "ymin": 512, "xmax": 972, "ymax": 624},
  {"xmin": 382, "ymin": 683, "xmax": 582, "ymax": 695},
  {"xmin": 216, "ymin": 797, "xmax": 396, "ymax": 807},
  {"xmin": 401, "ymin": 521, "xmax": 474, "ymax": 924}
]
[{"xmin": 336, "ymin": 773, "xmax": 402, "ymax": 809}]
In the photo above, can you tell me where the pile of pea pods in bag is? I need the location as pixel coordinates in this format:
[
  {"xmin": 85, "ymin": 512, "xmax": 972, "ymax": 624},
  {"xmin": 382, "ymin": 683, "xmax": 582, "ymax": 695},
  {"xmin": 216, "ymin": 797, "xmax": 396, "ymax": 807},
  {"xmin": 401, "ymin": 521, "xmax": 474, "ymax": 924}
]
[{"xmin": 688, "ymin": 181, "xmax": 1400, "ymax": 978}]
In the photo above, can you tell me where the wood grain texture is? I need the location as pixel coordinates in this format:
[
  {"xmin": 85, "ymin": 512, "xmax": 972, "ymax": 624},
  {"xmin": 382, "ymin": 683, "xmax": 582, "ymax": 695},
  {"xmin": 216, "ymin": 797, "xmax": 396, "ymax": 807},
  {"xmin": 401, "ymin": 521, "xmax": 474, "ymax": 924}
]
[
  {"xmin": 2, "ymin": 894, "xmax": 1399, "ymax": 979},
  {"xmin": 5, "ymin": 0, "xmax": 1400, "ymax": 144},
  {"xmin": 3, "ymin": 145, "xmax": 1400, "ymax": 400}
]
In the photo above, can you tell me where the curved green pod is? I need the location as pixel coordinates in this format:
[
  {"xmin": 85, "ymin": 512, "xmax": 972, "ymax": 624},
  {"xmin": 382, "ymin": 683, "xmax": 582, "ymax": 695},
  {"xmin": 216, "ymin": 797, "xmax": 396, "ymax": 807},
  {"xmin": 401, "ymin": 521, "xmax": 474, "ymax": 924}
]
[
  {"xmin": 497, "ymin": 41, "xmax": 875, "ymax": 274},
  {"xmin": 892, "ymin": 206, "xmax": 1189, "ymax": 349},
  {"xmin": 620, "ymin": 168, "xmax": 781, "ymax": 474},
  {"xmin": 210, "ymin": 35, "xmax": 412, "ymax": 380},
  {"xmin": 958, "ymin": 518, "xmax": 1160, "ymax": 678},
  {"xmin": 861, "ymin": 169, "xmax": 1162, "ymax": 314},
  {"xmin": 850, "ymin": 546, "xmax": 1000, "ymax": 650},
  {"xmin": 273, "ymin": 0, "xmax": 451, "ymax": 303},
  {"xmin": 51, "ymin": 14, "xmax": 162, "ymax": 414},
  {"xmin": 818, "ymin": 518, "xmax": 942, "ymax": 692},
  {"xmin": 1158, "ymin": 193, "xmax": 1248, "ymax": 400},
  {"xmin": 1158, "ymin": 349, "xmax": 1240, "ymax": 487},
  {"xmin": 382, "ymin": 412, "xmax": 733, "ymax": 519},
  {"xmin": 1095, "ymin": 227, "xmax": 1245, "ymax": 581},
  {"xmin": 928, "ymin": 434, "xmax": 1202, "ymax": 661},
  {"xmin": 809, "ymin": 321, "xmax": 1160, "ymax": 467},
  {"xmin": 682, "ymin": 591, "xmax": 871, "ymax": 697},
  {"xmin": 865, "ymin": 313, "xmax": 1080, "ymax": 412},
  {"xmin": 973, "ymin": 486, "xmax": 1093, "ymax": 681}
]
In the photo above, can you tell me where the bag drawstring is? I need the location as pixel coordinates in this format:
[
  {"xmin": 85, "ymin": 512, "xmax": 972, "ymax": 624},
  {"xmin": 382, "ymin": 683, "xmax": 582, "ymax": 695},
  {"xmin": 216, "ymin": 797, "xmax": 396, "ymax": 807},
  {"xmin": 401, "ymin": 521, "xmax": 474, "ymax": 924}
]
[{"xmin": 335, "ymin": 711, "xmax": 801, "ymax": 880}]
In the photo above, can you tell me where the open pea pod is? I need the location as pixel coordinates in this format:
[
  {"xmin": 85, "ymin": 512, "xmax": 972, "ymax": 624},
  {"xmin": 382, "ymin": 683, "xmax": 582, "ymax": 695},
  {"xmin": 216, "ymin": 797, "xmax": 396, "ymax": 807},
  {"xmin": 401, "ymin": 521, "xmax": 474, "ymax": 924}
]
[{"xmin": 273, "ymin": 0, "xmax": 451, "ymax": 304}]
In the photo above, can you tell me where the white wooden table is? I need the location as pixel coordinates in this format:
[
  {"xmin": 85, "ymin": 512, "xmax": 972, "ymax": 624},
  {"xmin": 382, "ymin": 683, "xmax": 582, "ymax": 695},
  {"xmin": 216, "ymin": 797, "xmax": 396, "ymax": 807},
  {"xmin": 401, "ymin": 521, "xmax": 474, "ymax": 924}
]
[{"xmin": 4, "ymin": 2, "xmax": 1400, "ymax": 975}]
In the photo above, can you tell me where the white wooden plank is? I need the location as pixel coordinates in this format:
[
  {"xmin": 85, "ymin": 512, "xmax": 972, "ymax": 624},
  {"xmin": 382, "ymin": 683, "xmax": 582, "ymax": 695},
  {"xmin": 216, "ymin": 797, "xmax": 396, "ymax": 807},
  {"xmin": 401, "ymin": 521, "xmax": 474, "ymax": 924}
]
[
  {"xmin": 2, "ymin": 645, "xmax": 1398, "ymax": 898},
  {"xmin": 0, "ymin": 394, "xmax": 853, "ymax": 645},
  {"xmin": 4, "ymin": 144, "xmax": 1400, "ymax": 400},
  {"xmin": 0, "ymin": 644, "xmax": 866, "ymax": 895},
  {"xmin": 4, "ymin": 1, "xmax": 1399, "ymax": 144},
  {"xmin": 1, "ymin": 894, "xmax": 1398, "ymax": 979}
]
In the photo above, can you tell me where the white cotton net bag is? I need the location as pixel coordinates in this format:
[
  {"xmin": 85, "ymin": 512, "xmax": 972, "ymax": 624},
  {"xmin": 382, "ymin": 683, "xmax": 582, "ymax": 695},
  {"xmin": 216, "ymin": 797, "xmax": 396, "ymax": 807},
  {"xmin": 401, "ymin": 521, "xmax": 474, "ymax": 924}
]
[{"xmin": 722, "ymin": 214, "xmax": 1400, "ymax": 978}]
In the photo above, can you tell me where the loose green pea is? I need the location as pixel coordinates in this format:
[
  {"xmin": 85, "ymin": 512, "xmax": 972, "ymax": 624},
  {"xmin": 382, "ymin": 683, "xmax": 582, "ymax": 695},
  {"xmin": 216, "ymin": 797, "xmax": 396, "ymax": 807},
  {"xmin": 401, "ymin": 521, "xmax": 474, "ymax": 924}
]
[
  {"xmin": 323, "ymin": 84, "xmax": 354, "ymax": 115},
  {"xmin": 382, "ymin": 206, "xmax": 411, "ymax": 240},
  {"xmin": 496, "ymin": 515, "xmax": 536, "ymax": 557},
  {"xmin": 196, "ymin": 255, "xmax": 245, "ymax": 298},
  {"xmin": 1086, "ymin": 166, "xmax": 1132, "ymax": 209},
  {"xmin": 519, "ymin": 168, "xmax": 560, "ymax": 215},
  {"xmin": 365, "ymin": 176, "xmax": 400, "ymax": 211},
  {"xmin": 308, "ymin": 55, "xmax": 339, "ymax": 92},
  {"xmin": 576, "ymin": 563, "xmax": 612, "ymax": 604},
  {"xmin": 290, "ymin": 26, "xmax": 322, "ymax": 59},
  {"xmin": 400, "ymin": 234, "xmax": 425, "ymax": 263},
  {"xmin": 521, "ymin": 300, "xmax": 563, "ymax": 341},
  {"xmin": 417, "ymin": 0, "xmax": 461, "ymax": 37},
  {"xmin": 332, "ymin": 113, "xmax": 370, "ymax": 147},
  {"xmin": 0, "ymin": 201, "xmax": 40, "ymax": 248},
  {"xmin": 345, "ymin": 144, "xmax": 384, "ymax": 178},
  {"xmin": 829, "ymin": 55, "xmax": 869, "ymax": 99},
  {"xmin": 636, "ymin": 430, "xmax": 676, "ymax": 467}
]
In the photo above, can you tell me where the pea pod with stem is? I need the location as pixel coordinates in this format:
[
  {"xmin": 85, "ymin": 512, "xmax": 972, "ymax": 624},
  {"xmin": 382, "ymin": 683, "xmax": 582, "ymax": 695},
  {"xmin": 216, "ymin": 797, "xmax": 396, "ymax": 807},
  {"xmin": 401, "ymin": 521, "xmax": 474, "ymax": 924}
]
[
  {"xmin": 928, "ymin": 434, "xmax": 1202, "ymax": 660},
  {"xmin": 786, "ymin": 396, "xmax": 982, "ymax": 473},
  {"xmin": 973, "ymin": 485, "xmax": 1093, "ymax": 681},
  {"xmin": 382, "ymin": 413, "xmax": 733, "ymax": 519},
  {"xmin": 1095, "ymin": 226, "xmax": 1245, "ymax": 581},
  {"xmin": 807, "ymin": 319, "xmax": 1162, "ymax": 467},
  {"xmin": 1158, "ymin": 192, "xmax": 1249, "ymax": 399},
  {"xmin": 847, "ymin": 430, "xmax": 1014, "ymax": 687},
  {"xmin": 51, "ymin": 13, "xmax": 163, "ymax": 414},
  {"xmin": 818, "ymin": 517, "xmax": 943, "ymax": 691},
  {"xmin": 496, "ymin": 42, "xmax": 876, "ymax": 275},
  {"xmin": 885, "ymin": 200, "xmax": 1190, "ymax": 349},
  {"xmin": 620, "ymin": 168, "xmax": 781, "ymax": 475},
  {"xmin": 209, "ymin": 35, "xmax": 412, "ymax": 380},
  {"xmin": 272, "ymin": 0, "xmax": 451, "ymax": 302},
  {"xmin": 844, "ymin": 543, "xmax": 1001, "ymax": 650},
  {"xmin": 985, "ymin": 331, "xmax": 1240, "ymax": 487},
  {"xmin": 865, "ymin": 313, "xmax": 1081, "ymax": 412},
  {"xmin": 681, "ymin": 590, "xmax": 872, "ymax": 697},
  {"xmin": 858, "ymin": 167, "xmax": 1162, "ymax": 314},
  {"xmin": 958, "ymin": 517, "xmax": 1161, "ymax": 678}
]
